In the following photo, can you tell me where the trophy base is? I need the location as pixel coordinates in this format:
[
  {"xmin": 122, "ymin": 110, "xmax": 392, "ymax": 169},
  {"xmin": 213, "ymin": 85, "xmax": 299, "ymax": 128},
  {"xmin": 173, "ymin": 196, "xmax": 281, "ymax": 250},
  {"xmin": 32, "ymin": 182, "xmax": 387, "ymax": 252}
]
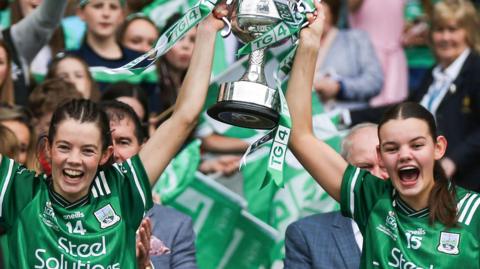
[
  {"xmin": 208, "ymin": 101, "xmax": 279, "ymax": 129},
  {"xmin": 207, "ymin": 80, "xmax": 279, "ymax": 129}
]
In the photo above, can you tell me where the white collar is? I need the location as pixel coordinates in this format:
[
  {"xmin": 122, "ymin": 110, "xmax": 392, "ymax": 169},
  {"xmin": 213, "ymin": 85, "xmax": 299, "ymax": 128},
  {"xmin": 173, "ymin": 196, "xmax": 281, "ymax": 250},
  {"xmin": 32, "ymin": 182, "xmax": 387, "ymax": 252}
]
[{"xmin": 432, "ymin": 48, "xmax": 470, "ymax": 82}]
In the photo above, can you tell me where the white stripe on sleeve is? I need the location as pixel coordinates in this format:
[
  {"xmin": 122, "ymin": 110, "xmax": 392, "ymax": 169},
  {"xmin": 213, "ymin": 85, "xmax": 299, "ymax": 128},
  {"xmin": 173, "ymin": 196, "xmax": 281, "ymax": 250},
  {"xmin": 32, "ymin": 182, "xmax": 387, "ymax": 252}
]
[
  {"xmin": 0, "ymin": 159, "xmax": 15, "ymax": 217},
  {"xmin": 95, "ymin": 177, "xmax": 104, "ymax": 196},
  {"xmin": 458, "ymin": 193, "xmax": 478, "ymax": 223},
  {"xmin": 465, "ymin": 196, "xmax": 480, "ymax": 226},
  {"xmin": 127, "ymin": 159, "xmax": 146, "ymax": 209},
  {"xmin": 349, "ymin": 167, "xmax": 361, "ymax": 217},
  {"xmin": 100, "ymin": 172, "xmax": 111, "ymax": 195}
]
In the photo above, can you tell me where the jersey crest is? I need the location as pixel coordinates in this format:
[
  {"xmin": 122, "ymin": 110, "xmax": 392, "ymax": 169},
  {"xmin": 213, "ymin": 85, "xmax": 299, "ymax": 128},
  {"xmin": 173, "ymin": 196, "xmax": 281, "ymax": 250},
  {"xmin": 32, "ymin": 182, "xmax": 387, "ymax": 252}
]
[
  {"xmin": 437, "ymin": 231, "xmax": 460, "ymax": 255},
  {"xmin": 40, "ymin": 201, "xmax": 60, "ymax": 231},
  {"xmin": 94, "ymin": 204, "xmax": 121, "ymax": 228}
]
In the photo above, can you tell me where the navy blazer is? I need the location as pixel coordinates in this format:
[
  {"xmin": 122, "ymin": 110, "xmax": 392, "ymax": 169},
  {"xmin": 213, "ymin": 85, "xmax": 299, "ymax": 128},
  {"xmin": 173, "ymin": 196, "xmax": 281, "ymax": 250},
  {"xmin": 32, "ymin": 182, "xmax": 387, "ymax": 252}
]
[
  {"xmin": 147, "ymin": 205, "xmax": 198, "ymax": 269},
  {"xmin": 284, "ymin": 212, "xmax": 361, "ymax": 269},
  {"xmin": 351, "ymin": 52, "xmax": 480, "ymax": 190}
]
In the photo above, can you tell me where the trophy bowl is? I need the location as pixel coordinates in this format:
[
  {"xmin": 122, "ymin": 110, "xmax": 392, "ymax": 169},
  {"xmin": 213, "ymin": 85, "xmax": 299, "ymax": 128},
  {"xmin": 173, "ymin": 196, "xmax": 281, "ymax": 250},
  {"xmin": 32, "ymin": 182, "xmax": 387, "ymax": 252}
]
[{"xmin": 207, "ymin": 0, "xmax": 283, "ymax": 130}]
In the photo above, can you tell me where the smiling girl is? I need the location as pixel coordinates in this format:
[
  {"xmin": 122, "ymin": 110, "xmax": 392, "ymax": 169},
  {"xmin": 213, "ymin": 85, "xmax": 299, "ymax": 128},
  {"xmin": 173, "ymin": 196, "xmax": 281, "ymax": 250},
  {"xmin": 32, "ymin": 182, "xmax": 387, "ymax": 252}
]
[
  {"xmin": 286, "ymin": 1, "xmax": 480, "ymax": 268},
  {"xmin": 0, "ymin": 7, "xmax": 226, "ymax": 268}
]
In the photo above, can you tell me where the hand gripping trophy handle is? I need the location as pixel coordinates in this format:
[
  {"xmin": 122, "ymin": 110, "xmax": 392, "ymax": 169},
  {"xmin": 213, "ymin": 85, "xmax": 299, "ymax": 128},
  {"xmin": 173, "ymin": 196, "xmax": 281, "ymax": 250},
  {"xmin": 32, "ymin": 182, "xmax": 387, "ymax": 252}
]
[{"xmin": 207, "ymin": 0, "xmax": 282, "ymax": 130}]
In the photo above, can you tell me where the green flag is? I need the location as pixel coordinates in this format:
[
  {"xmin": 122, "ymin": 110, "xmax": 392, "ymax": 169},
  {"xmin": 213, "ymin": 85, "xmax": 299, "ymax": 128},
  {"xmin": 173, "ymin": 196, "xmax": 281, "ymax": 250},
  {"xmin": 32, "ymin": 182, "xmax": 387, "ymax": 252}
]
[{"xmin": 152, "ymin": 139, "xmax": 202, "ymax": 203}]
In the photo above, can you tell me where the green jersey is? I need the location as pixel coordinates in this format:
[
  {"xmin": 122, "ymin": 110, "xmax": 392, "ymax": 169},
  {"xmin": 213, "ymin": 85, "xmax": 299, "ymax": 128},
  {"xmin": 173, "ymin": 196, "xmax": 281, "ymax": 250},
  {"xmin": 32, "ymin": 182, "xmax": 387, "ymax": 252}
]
[
  {"xmin": 341, "ymin": 165, "xmax": 480, "ymax": 269},
  {"xmin": 0, "ymin": 155, "xmax": 153, "ymax": 268}
]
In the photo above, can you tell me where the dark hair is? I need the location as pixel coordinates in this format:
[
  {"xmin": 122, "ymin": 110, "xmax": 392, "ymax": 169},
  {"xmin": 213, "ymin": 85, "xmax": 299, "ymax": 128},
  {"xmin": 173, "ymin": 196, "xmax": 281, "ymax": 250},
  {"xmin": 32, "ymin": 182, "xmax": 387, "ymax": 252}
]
[
  {"xmin": 322, "ymin": 0, "xmax": 342, "ymax": 26},
  {"xmin": 126, "ymin": 0, "xmax": 153, "ymax": 13},
  {"xmin": 46, "ymin": 53, "xmax": 101, "ymax": 101},
  {"xmin": 101, "ymin": 81, "xmax": 149, "ymax": 121},
  {"xmin": 100, "ymin": 100, "xmax": 145, "ymax": 144},
  {"xmin": 379, "ymin": 102, "xmax": 457, "ymax": 227},
  {"xmin": 48, "ymin": 99, "xmax": 112, "ymax": 152}
]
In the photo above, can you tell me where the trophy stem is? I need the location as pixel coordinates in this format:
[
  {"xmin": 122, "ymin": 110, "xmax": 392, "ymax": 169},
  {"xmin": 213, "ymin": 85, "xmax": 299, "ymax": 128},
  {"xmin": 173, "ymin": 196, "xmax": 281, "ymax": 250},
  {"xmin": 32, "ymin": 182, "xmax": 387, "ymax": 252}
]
[{"xmin": 241, "ymin": 48, "xmax": 267, "ymax": 84}]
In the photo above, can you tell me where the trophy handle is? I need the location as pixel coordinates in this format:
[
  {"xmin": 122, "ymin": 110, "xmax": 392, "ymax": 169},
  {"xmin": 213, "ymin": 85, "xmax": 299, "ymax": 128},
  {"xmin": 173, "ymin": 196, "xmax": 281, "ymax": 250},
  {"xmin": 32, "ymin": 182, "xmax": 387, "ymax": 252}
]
[{"xmin": 221, "ymin": 17, "xmax": 233, "ymax": 37}]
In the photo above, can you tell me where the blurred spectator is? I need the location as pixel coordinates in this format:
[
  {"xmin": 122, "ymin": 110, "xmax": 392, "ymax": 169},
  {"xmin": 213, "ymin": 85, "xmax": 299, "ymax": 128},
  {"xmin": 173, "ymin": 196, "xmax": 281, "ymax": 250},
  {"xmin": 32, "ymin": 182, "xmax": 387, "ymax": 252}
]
[
  {"xmin": 46, "ymin": 52, "xmax": 100, "ymax": 101},
  {"xmin": 118, "ymin": 14, "xmax": 158, "ymax": 54},
  {"xmin": 9, "ymin": 0, "xmax": 66, "ymax": 82},
  {"xmin": 0, "ymin": 0, "xmax": 68, "ymax": 105},
  {"xmin": 403, "ymin": 0, "xmax": 439, "ymax": 92},
  {"xmin": 70, "ymin": 0, "xmax": 140, "ymax": 88},
  {"xmin": 0, "ymin": 40, "xmax": 13, "ymax": 105},
  {"xmin": 125, "ymin": 0, "xmax": 153, "ymax": 14},
  {"xmin": 0, "ymin": 104, "xmax": 37, "ymax": 170},
  {"xmin": 348, "ymin": 0, "xmax": 480, "ymax": 191},
  {"xmin": 348, "ymin": 0, "xmax": 408, "ymax": 106},
  {"xmin": 28, "ymin": 78, "xmax": 82, "ymax": 137},
  {"xmin": 101, "ymin": 81, "xmax": 150, "ymax": 133},
  {"xmin": 0, "ymin": 124, "xmax": 19, "ymax": 160},
  {"xmin": 314, "ymin": 0, "xmax": 383, "ymax": 111},
  {"xmin": 154, "ymin": 13, "xmax": 196, "ymax": 115}
]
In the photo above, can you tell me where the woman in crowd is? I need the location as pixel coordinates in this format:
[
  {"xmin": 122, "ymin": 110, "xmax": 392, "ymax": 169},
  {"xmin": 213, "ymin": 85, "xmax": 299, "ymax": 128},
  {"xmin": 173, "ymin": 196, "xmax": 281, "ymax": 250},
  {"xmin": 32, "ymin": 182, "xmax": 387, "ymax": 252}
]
[
  {"xmin": 286, "ymin": 1, "xmax": 480, "ymax": 267},
  {"xmin": 118, "ymin": 14, "xmax": 158, "ymax": 54},
  {"xmin": 314, "ymin": 0, "xmax": 383, "ymax": 110},
  {"xmin": 0, "ymin": 6, "xmax": 225, "ymax": 267},
  {"xmin": 153, "ymin": 13, "xmax": 196, "ymax": 115},
  {"xmin": 0, "ymin": 41, "xmax": 14, "ymax": 105},
  {"xmin": 349, "ymin": 0, "xmax": 480, "ymax": 191},
  {"xmin": 402, "ymin": 0, "xmax": 439, "ymax": 91},
  {"xmin": 0, "ymin": 104, "xmax": 37, "ymax": 170},
  {"xmin": 46, "ymin": 53, "xmax": 101, "ymax": 101}
]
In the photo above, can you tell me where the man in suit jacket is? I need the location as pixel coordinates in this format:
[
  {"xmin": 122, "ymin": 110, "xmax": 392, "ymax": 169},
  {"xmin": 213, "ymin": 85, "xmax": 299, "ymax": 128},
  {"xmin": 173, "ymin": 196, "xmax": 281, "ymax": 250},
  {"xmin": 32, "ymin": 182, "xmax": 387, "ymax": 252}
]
[
  {"xmin": 148, "ymin": 205, "xmax": 197, "ymax": 269},
  {"xmin": 285, "ymin": 212, "xmax": 361, "ymax": 269},
  {"xmin": 285, "ymin": 123, "xmax": 387, "ymax": 269},
  {"xmin": 101, "ymin": 101, "xmax": 198, "ymax": 269}
]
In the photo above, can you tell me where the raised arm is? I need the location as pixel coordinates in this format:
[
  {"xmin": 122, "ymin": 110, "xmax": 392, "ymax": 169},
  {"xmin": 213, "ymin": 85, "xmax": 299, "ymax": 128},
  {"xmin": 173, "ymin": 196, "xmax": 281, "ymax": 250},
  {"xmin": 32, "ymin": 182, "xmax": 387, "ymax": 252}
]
[
  {"xmin": 10, "ymin": 0, "xmax": 68, "ymax": 63},
  {"xmin": 139, "ymin": 8, "xmax": 226, "ymax": 185},
  {"xmin": 286, "ymin": 1, "xmax": 347, "ymax": 202}
]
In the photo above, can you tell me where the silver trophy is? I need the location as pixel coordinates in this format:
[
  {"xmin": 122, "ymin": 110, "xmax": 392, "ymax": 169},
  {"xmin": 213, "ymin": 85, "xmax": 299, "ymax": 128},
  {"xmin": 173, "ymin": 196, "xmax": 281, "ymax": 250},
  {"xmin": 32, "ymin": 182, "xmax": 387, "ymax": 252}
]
[{"xmin": 207, "ymin": 0, "xmax": 285, "ymax": 129}]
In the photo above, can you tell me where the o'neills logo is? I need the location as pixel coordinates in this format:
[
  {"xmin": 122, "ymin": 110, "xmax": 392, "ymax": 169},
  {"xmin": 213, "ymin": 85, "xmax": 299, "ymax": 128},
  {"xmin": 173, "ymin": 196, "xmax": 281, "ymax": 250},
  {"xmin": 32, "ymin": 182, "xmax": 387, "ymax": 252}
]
[
  {"xmin": 34, "ymin": 236, "xmax": 120, "ymax": 268},
  {"xmin": 63, "ymin": 212, "xmax": 85, "ymax": 220}
]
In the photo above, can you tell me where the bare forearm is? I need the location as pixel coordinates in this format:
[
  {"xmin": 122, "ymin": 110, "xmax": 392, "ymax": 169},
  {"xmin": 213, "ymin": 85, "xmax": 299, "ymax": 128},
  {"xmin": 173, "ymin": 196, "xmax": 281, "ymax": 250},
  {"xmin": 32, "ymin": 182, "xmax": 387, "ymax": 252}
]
[
  {"xmin": 287, "ymin": 41, "xmax": 319, "ymax": 138},
  {"xmin": 286, "ymin": 8, "xmax": 347, "ymax": 201},
  {"xmin": 201, "ymin": 134, "xmax": 249, "ymax": 153},
  {"xmin": 174, "ymin": 26, "xmax": 217, "ymax": 123},
  {"xmin": 140, "ymin": 24, "xmax": 218, "ymax": 185}
]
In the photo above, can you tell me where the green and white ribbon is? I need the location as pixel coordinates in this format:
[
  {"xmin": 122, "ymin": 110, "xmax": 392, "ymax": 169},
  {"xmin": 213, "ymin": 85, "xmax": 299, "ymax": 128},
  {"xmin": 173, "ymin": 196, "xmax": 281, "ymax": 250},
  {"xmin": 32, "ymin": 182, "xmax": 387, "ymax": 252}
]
[
  {"xmin": 262, "ymin": 88, "xmax": 291, "ymax": 188},
  {"xmin": 237, "ymin": 0, "xmax": 316, "ymax": 55},
  {"xmin": 90, "ymin": 0, "xmax": 219, "ymax": 75},
  {"xmin": 240, "ymin": 75, "xmax": 292, "ymax": 189}
]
